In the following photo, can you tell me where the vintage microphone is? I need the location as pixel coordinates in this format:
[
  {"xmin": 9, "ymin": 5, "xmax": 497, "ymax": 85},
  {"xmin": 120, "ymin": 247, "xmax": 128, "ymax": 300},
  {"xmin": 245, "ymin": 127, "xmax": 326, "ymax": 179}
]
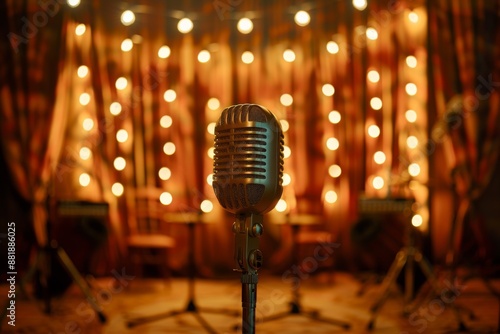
[{"xmin": 212, "ymin": 104, "xmax": 284, "ymax": 334}]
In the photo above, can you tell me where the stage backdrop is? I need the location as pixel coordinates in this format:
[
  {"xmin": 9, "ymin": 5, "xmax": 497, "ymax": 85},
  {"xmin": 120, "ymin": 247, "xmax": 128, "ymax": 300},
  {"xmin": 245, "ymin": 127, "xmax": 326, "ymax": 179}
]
[{"xmin": 1, "ymin": 0, "xmax": 498, "ymax": 276}]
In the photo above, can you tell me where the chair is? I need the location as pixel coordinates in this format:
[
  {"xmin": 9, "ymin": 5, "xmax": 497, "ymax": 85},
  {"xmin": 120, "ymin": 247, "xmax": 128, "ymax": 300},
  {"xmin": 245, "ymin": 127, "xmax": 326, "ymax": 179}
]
[{"xmin": 126, "ymin": 187, "xmax": 175, "ymax": 278}]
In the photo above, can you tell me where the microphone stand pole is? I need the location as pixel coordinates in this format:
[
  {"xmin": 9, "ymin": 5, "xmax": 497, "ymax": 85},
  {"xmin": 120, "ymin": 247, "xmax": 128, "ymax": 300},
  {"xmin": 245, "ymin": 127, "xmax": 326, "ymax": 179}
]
[{"xmin": 233, "ymin": 213, "xmax": 263, "ymax": 334}]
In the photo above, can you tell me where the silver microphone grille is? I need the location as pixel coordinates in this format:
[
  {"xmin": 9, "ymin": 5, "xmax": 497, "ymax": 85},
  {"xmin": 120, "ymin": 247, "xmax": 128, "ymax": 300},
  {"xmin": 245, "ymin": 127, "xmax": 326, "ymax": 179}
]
[{"xmin": 213, "ymin": 104, "xmax": 284, "ymax": 214}]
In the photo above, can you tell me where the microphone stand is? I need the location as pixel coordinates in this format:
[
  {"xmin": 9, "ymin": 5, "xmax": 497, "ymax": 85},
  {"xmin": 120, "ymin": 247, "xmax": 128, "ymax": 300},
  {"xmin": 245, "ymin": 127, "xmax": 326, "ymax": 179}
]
[{"xmin": 233, "ymin": 213, "xmax": 263, "ymax": 334}]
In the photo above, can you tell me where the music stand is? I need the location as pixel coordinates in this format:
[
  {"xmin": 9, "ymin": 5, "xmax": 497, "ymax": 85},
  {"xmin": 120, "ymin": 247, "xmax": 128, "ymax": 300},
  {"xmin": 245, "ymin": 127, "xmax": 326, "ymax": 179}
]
[
  {"xmin": 361, "ymin": 198, "xmax": 466, "ymax": 331},
  {"xmin": 259, "ymin": 214, "xmax": 350, "ymax": 330},
  {"xmin": 126, "ymin": 212, "xmax": 239, "ymax": 333}
]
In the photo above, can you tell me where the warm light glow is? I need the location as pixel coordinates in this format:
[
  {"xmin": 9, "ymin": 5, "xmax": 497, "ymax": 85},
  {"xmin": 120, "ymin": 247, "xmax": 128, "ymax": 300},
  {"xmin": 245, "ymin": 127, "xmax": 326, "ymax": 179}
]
[
  {"xmin": 121, "ymin": 10, "xmax": 135, "ymax": 26},
  {"xmin": 282, "ymin": 173, "xmax": 291, "ymax": 186},
  {"xmin": 241, "ymin": 51, "xmax": 254, "ymax": 64},
  {"xmin": 79, "ymin": 147, "xmax": 91, "ymax": 160},
  {"xmin": 178, "ymin": 18, "xmax": 193, "ymax": 33},
  {"xmin": 111, "ymin": 182, "xmax": 124, "ymax": 197},
  {"xmin": 207, "ymin": 147, "xmax": 215, "ymax": 159},
  {"xmin": 160, "ymin": 192, "xmax": 173, "ymax": 205},
  {"xmin": 366, "ymin": 27, "xmax": 378, "ymax": 40},
  {"xmin": 67, "ymin": 0, "xmax": 81, "ymax": 8},
  {"xmin": 79, "ymin": 93, "xmax": 90, "ymax": 106},
  {"xmin": 200, "ymin": 200, "xmax": 213, "ymax": 213},
  {"xmin": 370, "ymin": 97, "xmax": 383, "ymax": 110},
  {"xmin": 113, "ymin": 157, "xmax": 126, "ymax": 171},
  {"xmin": 163, "ymin": 89, "xmax": 177, "ymax": 102},
  {"xmin": 322, "ymin": 84, "xmax": 335, "ymax": 96},
  {"xmin": 372, "ymin": 176, "xmax": 384, "ymax": 189},
  {"xmin": 82, "ymin": 118, "xmax": 94, "ymax": 131},
  {"xmin": 406, "ymin": 83, "xmax": 418, "ymax": 96},
  {"xmin": 280, "ymin": 94, "xmax": 293, "ymax": 106},
  {"xmin": 163, "ymin": 142, "xmax": 176, "ymax": 155},
  {"xmin": 110, "ymin": 102, "xmax": 122, "ymax": 116},
  {"xmin": 408, "ymin": 11, "xmax": 419, "ymax": 23},
  {"xmin": 121, "ymin": 39, "xmax": 133, "ymax": 52},
  {"xmin": 207, "ymin": 122, "xmax": 216, "ymax": 135},
  {"xmin": 237, "ymin": 18, "xmax": 253, "ymax": 34},
  {"xmin": 328, "ymin": 164, "xmax": 342, "ymax": 178},
  {"xmin": 407, "ymin": 136, "xmax": 419, "ymax": 149},
  {"xmin": 406, "ymin": 55, "xmax": 418, "ymax": 68},
  {"xmin": 294, "ymin": 10, "xmax": 310, "ymax": 27},
  {"xmin": 158, "ymin": 45, "xmax": 171, "ymax": 59},
  {"xmin": 207, "ymin": 98, "xmax": 220, "ymax": 110},
  {"xmin": 352, "ymin": 0, "xmax": 367, "ymax": 11},
  {"xmin": 408, "ymin": 163, "xmax": 421, "ymax": 176},
  {"xmin": 159, "ymin": 167, "xmax": 171, "ymax": 180},
  {"xmin": 206, "ymin": 173, "xmax": 213, "ymax": 186},
  {"xmin": 77, "ymin": 65, "xmax": 89, "ymax": 78},
  {"xmin": 275, "ymin": 199, "xmax": 287, "ymax": 212},
  {"xmin": 79, "ymin": 173, "xmax": 90, "ymax": 187},
  {"xmin": 367, "ymin": 70, "xmax": 380, "ymax": 83},
  {"xmin": 373, "ymin": 151, "xmax": 386, "ymax": 164},
  {"xmin": 326, "ymin": 41, "xmax": 339, "ymax": 54},
  {"xmin": 368, "ymin": 124, "xmax": 381, "ymax": 138},
  {"xmin": 116, "ymin": 129, "xmax": 129, "ymax": 143},
  {"xmin": 198, "ymin": 50, "xmax": 211, "ymax": 63},
  {"xmin": 283, "ymin": 146, "xmax": 291, "ymax": 159},
  {"xmin": 115, "ymin": 77, "xmax": 128, "ymax": 90},
  {"xmin": 326, "ymin": 137, "xmax": 340, "ymax": 151},
  {"xmin": 328, "ymin": 110, "xmax": 341, "ymax": 124},
  {"xmin": 405, "ymin": 109, "xmax": 417, "ymax": 123},
  {"xmin": 325, "ymin": 190, "xmax": 338, "ymax": 204},
  {"xmin": 283, "ymin": 49, "xmax": 296, "ymax": 62},
  {"xmin": 75, "ymin": 24, "xmax": 86, "ymax": 36},
  {"xmin": 160, "ymin": 115, "xmax": 173, "ymax": 128},
  {"xmin": 280, "ymin": 120, "xmax": 289, "ymax": 132},
  {"xmin": 412, "ymin": 214, "xmax": 423, "ymax": 227}
]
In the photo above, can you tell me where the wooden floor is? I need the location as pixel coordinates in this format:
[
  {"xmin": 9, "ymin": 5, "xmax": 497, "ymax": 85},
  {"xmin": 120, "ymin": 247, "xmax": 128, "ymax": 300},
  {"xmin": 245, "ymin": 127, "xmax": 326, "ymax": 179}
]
[{"xmin": 1, "ymin": 270, "xmax": 499, "ymax": 333}]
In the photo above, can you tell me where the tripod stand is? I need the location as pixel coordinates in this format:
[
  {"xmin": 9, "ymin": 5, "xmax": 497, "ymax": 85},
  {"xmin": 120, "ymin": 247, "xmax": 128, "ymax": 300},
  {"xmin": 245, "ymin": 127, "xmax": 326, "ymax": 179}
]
[
  {"xmin": 126, "ymin": 212, "xmax": 239, "ymax": 333},
  {"xmin": 260, "ymin": 215, "xmax": 350, "ymax": 330},
  {"xmin": 365, "ymin": 201, "xmax": 465, "ymax": 331},
  {"xmin": 1, "ymin": 201, "xmax": 108, "ymax": 324}
]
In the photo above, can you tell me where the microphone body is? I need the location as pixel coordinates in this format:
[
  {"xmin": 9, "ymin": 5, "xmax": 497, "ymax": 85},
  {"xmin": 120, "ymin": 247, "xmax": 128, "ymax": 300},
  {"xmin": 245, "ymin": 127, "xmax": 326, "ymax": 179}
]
[{"xmin": 212, "ymin": 104, "xmax": 284, "ymax": 334}]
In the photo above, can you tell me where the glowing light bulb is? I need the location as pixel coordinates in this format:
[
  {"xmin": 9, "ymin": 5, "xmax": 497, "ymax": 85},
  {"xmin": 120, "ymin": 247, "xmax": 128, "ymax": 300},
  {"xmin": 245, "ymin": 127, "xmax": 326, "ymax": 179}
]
[
  {"xmin": 121, "ymin": 10, "xmax": 135, "ymax": 26},
  {"xmin": 322, "ymin": 84, "xmax": 335, "ymax": 96},
  {"xmin": 158, "ymin": 45, "xmax": 171, "ymax": 59},
  {"xmin": 408, "ymin": 11, "xmax": 419, "ymax": 23},
  {"xmin": 328, "ymin": 110, "xmax": 341, "ymax": 124},
  {"xmin": 160, "ymin": 115, "xmax": 173, "ymax": 128},
  {"xmin": 370, "ymin": 97, "xmax": 383, "ymax": 110},
  {"xmin": 198, "ymin": 50, "xmax": 211, "ymax": 63},
  {"xmin": 412, "ymin": 214, "xmax": 423, "ymax": 227},
  {"xmin": 372, "ymin": 176, "xmax": 384, "ymax": 189},
  {"xmin": 113, "ymin": 157, "xmax": 126, "ymax": 171},
  {"xmin": 366, "ymin": 27, "xmax": 378, "ymax": 40},
  {"xmin": 79, "ymin": 173, "xmax": 90, "ymax": 187},
  {"xmin": 178, "ymin": 18, "xmax": 193, "ymax": 33},
  {"xmin": 275, "ymin": 199, "xmax": 287, "ymax": 212},
  {"xmin": 405, "ymin": 109, "xmax": 417, "ymax": 123},
  {"xmin": 121, "ymin": 38, "xmax": 133, "ymax": 52},
  {"xmin": 283, "ymin": 146, "xmax": 291, "ymax": 158},
  {"xmin": 82, "ymin": 118, "xmax": 94, "ymax": 131},
  {"xmin": 207, "ymin": 98, "xmax": 220, "ymax": 110},
  {"xmin": 326, "ymin": 137, "xmax": 340, "ymax": 150},
  {"xmin": 326, "ymin": 41, "xmax": 339, "ymax": 54},
  {"xmin": 280, "ymin": 94, "xmax": 293, "ymax": 106},
  {"xmin": 207, "ymin": 122, "xmax": 216, "ymax": 135},
  {"xmin": 160, "ymin": 192, "xmax": 173, "ymax": 205},
  {"xmin": 282, "ymin": 173, "xmax": 291, "ymax": 186},
  {"xmin": 163, "ymin": 89, "xmax": 176, "ymax": 102},
  {"xmin": 280, "ymin": 120, "xmax": 289, "ymax": 132},
  {"xmin": 77, "ymin": 65, "xmax": 89, "ymax": 78},
  {"xmin": 367, "ymin": 70, "xmax": 380, "ymax": 83},
  {"xmin": 159, "ymin": 167, "xmax": 171, "ymax": 180},
  {"xmin": 283, "ymin": 49, "xmax": 296, "ymax": 62},
  {"xmin": 408, "ymin": 163, "xmax": 421, "ymax": 176},
  {"xmin": 328, "ymin": 164, "xmax": 342, "ymax": 178},
  {"xmin": 75, "ymin": 23, "xmax": 86, "ymax": 36},
  {"xmin": 116, "ymin": 129, "xmax": 129, "ymax": 143},
  {"xmin": 79, "ymin": 93, "xmax": 90, "ymax": 106},
  {"xmin": 407, "ymin": 136, "xmax": 419, "ymax": 149},
  {"xmin": 163, "ymin": 142, "xmax": 176, "ymax": 155},
  {"xmin": 207, "ymin": 147, "xmax": 215, "ymax": 159},
  {"xmin": 200, "ymin": 200, "xmax": 213, "ymax": 213},
  {"xmin": 110, "ymin": 102, "xmax": 122, "ymax": 116},
  {"xmin": 241, "ymin": 51, "xmax": 254, "ymax": 64},
  {"xmin": 79, "ymin": 147, "xmax": 91, "ymax": 160},
  {"xmin": 373, "ymin": 151, "xmax": 386, "ymax": 164},
  {"xmin": 325, "ymin": 190, "xmax": 338, "ymax": 203},
  {"xmin": 406, "ymin": 83, "xmax": 417, "ymax": 96},
  {"xmin": 237, "ymin": 18, "xmax": 253, "ymax": 34},
  {"xmin": 352, "ymin": 0, "xmax": 367, "ymax": 11},
  {"xmin": 115, "ymin": 77, "xmax": 128, "ymax": 90},
  {"xmin": 368, "ymin": 125, "xmax": 380, "ymax": 138},
  {"xmin": 294, "ymin": 10, "xmax": 310, "ymax": 27},
  {"xmin": 111, "ymin": 182, "xmax": 124, "ymax": 196},
  {"xmin": 406, "ymin": 55, "xmax": 417, "ymax": 68},
  {"xmin": 206, "ymin": 174, "xmax": 213, "ymax": 186},
  {"xmin": 67, "ymin": 0, "xmax": 81, "ymax": 8}
]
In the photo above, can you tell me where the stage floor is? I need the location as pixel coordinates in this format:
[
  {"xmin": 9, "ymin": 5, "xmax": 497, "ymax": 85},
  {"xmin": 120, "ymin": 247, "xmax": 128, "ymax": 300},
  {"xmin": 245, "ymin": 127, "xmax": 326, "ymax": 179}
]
[{"xmin": 1, "ymin": 270, "xmax": 499, "ymax": 333}]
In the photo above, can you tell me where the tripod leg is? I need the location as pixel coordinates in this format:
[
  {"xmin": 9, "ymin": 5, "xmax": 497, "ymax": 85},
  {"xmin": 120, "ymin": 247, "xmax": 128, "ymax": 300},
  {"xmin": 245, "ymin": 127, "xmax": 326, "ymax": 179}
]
[
  {"xmin": 56, "ymin": 246, "xmax": 107, "ymax": 323},
  {"xmin": 414, "ymin": 251, "xmax": 467, "ymax": 331},
  {"xmin": 368, "ymin": 249, "xmax": 409, "ymax": 330}
]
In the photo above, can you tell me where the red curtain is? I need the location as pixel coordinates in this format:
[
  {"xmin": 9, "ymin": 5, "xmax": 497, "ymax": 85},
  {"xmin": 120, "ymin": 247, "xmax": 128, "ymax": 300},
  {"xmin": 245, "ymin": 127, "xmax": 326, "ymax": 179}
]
[
  {"xmin": 429, "ymin": 0, "xmax": 500, "ymax": 263},
  {"xmin": 0, "ymin": 0, "xmax": 68, "ymax": 247}
]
